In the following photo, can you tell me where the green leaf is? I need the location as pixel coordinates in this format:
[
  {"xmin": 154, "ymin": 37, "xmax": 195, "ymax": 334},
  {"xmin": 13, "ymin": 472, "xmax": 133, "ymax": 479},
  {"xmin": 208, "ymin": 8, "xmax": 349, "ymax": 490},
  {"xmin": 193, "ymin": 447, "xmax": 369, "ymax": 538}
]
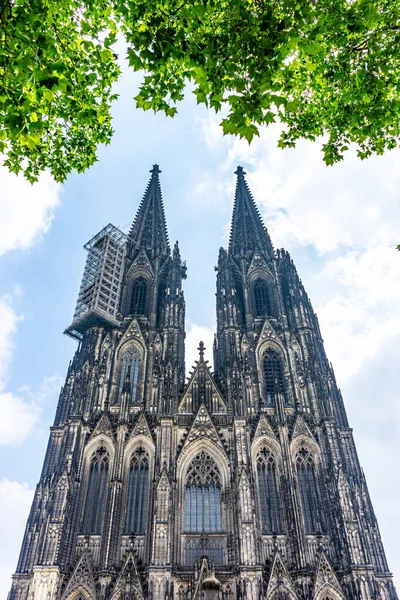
[{"xmin": 1, "ymin": 0, "xmax": 400, "ymax": 181}]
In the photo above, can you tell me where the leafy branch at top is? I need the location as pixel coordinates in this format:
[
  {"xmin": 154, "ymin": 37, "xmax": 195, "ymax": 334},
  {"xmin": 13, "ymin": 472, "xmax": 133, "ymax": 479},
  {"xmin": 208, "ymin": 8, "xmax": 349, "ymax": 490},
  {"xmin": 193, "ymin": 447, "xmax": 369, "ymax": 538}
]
[{"xmin": 1, "ymin": 0, "xmax": 400, "ymax": 181}]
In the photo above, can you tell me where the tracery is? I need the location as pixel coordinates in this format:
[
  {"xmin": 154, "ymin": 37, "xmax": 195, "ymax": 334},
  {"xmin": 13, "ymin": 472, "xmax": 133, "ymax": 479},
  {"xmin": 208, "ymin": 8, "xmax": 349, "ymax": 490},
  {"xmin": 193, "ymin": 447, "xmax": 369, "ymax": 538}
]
[
  {"xmin": 184, "ymin": 451, "xmax": 224, "ymax": 566},
  {"xmin": 185, "ymin": 451, "xmax": 222, "ymax": 533}
]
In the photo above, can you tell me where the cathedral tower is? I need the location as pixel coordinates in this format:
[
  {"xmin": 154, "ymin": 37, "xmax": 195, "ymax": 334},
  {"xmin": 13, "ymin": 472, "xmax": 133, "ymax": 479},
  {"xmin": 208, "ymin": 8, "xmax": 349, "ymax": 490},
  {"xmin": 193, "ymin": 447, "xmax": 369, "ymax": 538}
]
[{"xmin": 10, "ymin": 166, "xmax": 397, "ymax": 599}]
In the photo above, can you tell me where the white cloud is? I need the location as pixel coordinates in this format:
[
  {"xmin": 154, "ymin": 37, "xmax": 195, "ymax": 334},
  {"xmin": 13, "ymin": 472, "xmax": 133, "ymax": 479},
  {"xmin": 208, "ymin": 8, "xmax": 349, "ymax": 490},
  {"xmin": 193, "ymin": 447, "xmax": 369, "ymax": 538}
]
[
  {"xmin": 0, "ymin": 392, "xmax": 41, "ymax": 446},
  {"xmin": 313, "ymin": 245, "xmax": 400, "ymax": 382},
  {"xmin": 198, "ymin": 115, "xmax": 400, "ymax": 254},
  {"xmin": 18, "ymin": 375, "xmax": 64, "ymax": 407},
  {"xmin": 0, "ymin": 293, "xmax": 61, "ymax": 446},
  {"xmin": 185, "ymin": 323, "xmax": 215, "ymax": 373},
  {"xmin": 0, "ymin": 161, "xmax": 61, "ymax": 256},
  {"xmin": 0, "ymin": 479, "xmax": 34, "ymax": 599},
  {"xmin": 0, "ymin": 291, "xmax": 22, "ymax": 382}
]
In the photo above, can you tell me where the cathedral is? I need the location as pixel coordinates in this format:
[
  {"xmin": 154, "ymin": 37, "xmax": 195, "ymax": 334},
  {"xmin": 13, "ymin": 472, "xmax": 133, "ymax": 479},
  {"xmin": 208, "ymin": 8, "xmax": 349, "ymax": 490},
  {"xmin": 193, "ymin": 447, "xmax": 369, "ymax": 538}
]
[{"xmin": 9, "ymin": 165, "xmax": 397, "ymax": 600}]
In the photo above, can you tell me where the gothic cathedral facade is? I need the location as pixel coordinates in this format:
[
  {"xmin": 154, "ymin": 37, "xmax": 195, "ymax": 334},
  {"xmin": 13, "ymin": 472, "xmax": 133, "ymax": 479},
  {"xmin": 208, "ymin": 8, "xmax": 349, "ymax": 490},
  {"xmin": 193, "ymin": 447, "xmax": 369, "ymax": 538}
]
[{"xmin": 9, "ymin": 166, "xmax": 397, "ymax": 600}]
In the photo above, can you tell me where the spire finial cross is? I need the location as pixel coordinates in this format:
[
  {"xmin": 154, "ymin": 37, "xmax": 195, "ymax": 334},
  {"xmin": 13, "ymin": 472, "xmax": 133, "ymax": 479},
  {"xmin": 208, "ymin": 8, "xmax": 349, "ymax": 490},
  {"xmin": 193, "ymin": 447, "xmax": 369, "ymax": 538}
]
[
  {"xmin": 150, "ymin": 164, "xmax": 162, "ymax": 175},
  {"xmin": 234, "ymin": 165, "xmax": 246, "ymax": 178},
  {"xmin": 198, "ymin": 341, "xmax": 205, "ymax": 361}
]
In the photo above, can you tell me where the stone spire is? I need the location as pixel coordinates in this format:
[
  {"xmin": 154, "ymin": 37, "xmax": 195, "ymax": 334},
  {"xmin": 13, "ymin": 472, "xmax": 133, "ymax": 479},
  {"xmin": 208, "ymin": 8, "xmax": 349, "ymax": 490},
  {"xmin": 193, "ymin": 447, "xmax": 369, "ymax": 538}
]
[
  {"xmin": 129, "ymin": 164, "xmax": 170, "ymax": 258},
  {"xmin": 229, "ymin": 166, "xmax": 273, "ymax": 259}
]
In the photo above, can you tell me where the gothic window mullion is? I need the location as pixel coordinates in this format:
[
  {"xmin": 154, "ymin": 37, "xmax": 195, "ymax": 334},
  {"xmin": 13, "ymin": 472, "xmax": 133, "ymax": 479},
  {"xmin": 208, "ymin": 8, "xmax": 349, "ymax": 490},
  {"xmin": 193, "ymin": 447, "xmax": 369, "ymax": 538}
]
[
  {"xmin": 124, "ymin": 448, "xmax": 150, "ymax": 535},
  {"xmin": 296, "ymin": 450, "xmax": 322, "ymax": 535},
  {"xmin": 141, "ymin": 462, "xmax": 149, "ymax": 532},
  {"xmin": 137, "ymin": 460, "xmax": 147, "ymax": 533},
  {"xmin": 262, "ymin": 350, "xmax": 285, "ymax": 406},
  {"xmin": 130, "ymin": 277, "xmax": 147, "ymax": 316},
  {"xmin": 216, "ymin": 486, "xmax": 222, "ymax": 531},
  {"xmin": 254, "ymin": 279, "xmax": 271, "ymax": 317},
  {"xmin": 135, "ymin": 461, "xmax": 143, "ymax": 533},
  {"xmin": 257, "ymin": 449, "xmax": 281, "ymax": 535},
  {"xmin": 268, "ymin": 463, "xmax": 280, "ymax": 533},
  {"xmin": 308, "ymin": 465, "xmax": 321, "ymax": 533},
  {"xmin": 118, "ymin": 348, "xmax": 141, "ymax": 405},
  {"xmin": 83, "ymin": 448, "xmax": 109, "ymax": 535},
  {"xmin": 95, "ymin": 459, "xmax": 109, "ymax": 534},
  {"xmin": 131, "ymin": 355, "xmax": 139, "ymax": 404}
]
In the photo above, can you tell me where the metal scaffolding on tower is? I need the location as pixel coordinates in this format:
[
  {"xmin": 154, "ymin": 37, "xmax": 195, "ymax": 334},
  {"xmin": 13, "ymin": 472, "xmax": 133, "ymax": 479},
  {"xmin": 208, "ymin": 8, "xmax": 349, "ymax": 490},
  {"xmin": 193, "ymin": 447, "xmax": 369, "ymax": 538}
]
[{"xmin": 64, "ymin": 223, "xmax": 128, "ymax": 340}]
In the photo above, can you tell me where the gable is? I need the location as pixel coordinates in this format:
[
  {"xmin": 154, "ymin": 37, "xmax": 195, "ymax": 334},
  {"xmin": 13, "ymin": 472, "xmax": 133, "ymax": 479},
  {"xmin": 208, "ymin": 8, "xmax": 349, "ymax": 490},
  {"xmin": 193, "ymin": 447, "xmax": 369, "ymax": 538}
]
[
  {"xmin": 291, "ymin": 414, "xmax": 315, "ymax": 442},
  {"xmin": 116, "ymin": 318, "xmax": 146, "ymax": 357},
  {"xmin": 266, "ymin": 552, "xmax": 299, "ymax": 599},
  {"xmin": 110, "ymin": 553, "xmax": 144, "ymax": 599},
  {"xmin": 61, "ymin": 553, "xmax": 96, "ymax": 600},
  {"xmin": 90, "ymin": 412, "xmax": 114, "ymax": 441},
  {"xmin": 179, "ymin": 360, "xmax": 227, "ymax": 414},
  {"xmin": 313, "ymin": 552, "xmax": 345, "ymax": 599},
  {"xmin": 253, "ymin": 414, "xmax": 277, "ymax": 442},
  {"xmin": 127, "ymin": 412, "xmax": 153, "ymax": 444},
  {"xmin": 247, "ymin": 251, "xmax": 274, "ymax": 279},
  {"xmin": 127, "ymin": 248, "xmax": 154, "ymax": 278},
  {"xmin": 179, "ymin": 404, "xmax": 228, "ymax": 462}
]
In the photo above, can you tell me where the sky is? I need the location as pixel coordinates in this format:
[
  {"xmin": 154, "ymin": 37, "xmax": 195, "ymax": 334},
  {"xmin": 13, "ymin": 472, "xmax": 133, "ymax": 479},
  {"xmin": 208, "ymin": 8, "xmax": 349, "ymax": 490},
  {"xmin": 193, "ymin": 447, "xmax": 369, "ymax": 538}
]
[{"xmin": 1, "ymin": 57, "xmax": 400, "ymax": 597}]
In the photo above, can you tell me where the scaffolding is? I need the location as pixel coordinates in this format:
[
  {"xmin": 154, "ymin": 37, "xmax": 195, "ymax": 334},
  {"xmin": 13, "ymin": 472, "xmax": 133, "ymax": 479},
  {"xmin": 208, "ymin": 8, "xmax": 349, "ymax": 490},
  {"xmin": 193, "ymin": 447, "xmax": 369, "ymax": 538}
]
[{"xmin": 65, "ymin": 223, "xmax": 128, "ymax": 340}]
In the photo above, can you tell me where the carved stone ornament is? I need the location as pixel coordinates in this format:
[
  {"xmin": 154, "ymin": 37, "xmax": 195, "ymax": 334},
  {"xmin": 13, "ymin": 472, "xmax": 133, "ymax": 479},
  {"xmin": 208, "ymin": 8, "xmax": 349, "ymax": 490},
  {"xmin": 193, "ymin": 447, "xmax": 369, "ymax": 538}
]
[
  {"xmin": 110, "ymin": 552, "xmax": 144, "ymax": 599},
  {"xmin": 60, "ymin": 552, "xmax": 96, "ymax": 599},
  {"xmin": 291, "ymin": 414, "xmax": 315, "ymax": 442},
  {"xmin": 313, "ymin": 552, "xmax": 345, "ymax": 599},
  {"xmin": 181, "ymin": 403, "xmax": 226, "ymax": 455},
  {"xmin": 129, "ymin": 412, "xmax": 152, "ymax": 440},
  {"xmin": 254, "ymin": 414, "xmax": 277, "ymax": 441},
  {"xmin": 266, "ymin": 552, "xmax": 299, "ymax": 599},
  {"xmin": 90, "ymin": 412, "xmax": 114, "ymax": 440},
  {"xmin": 117, "ymin": 318, "xmax": 146, "ymax": 352}
]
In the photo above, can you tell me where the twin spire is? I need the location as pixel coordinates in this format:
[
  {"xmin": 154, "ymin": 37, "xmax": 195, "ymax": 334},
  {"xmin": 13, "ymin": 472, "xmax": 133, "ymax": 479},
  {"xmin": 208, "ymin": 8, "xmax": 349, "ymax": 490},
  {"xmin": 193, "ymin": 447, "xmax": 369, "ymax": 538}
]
[
  {"xmin": 129, "ymin": 164, "xmax": 170, "ymax": 258},
  {"xmin": 229, "ymin": 166, "xmax": 273, "ymax": 259},
  {"xmin": 129, "ymin": 164, "xmax": 272, "ymax": 259}
]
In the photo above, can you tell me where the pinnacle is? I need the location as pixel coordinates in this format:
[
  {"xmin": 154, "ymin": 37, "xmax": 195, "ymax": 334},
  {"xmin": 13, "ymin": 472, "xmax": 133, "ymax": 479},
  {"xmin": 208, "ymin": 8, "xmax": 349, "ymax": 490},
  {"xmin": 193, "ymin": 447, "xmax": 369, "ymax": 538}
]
[{"xmin": 197, "ymin": 340, "xmax": 205, "ymax": 361}]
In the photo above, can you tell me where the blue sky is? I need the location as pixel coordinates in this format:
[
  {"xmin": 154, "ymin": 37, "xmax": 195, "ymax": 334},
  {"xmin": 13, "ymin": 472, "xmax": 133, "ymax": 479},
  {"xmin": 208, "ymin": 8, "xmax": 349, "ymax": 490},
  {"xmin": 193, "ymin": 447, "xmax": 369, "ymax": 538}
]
[{"xmin": 1, "ymin": 61, "xmax": 400, "ymax": 595}]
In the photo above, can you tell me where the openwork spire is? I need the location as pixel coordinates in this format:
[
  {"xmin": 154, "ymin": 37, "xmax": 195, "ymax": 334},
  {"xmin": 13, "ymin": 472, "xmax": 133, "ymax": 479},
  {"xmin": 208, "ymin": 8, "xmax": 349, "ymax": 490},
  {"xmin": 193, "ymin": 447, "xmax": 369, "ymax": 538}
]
[
  {"xmin": 229, "ymin": 166, "xmax": 273, "ymax": 259},
  {"xmin": 129, "ymin": 164, "xmax": 170, "ymax": 258}
]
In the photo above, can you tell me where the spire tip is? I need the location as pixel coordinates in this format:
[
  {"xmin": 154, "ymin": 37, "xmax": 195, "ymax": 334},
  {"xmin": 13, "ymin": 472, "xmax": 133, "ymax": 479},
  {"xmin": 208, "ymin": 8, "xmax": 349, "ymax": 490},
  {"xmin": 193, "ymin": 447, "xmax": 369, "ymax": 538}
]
[
  {"xmin": 150, "ymin": 164, "xmax": 161, "ymax": 175},
  {"xmin": 198, "ymin": 341, "xmax": 205, "ymax": 361},
  {"xmin": 234, "ymin": 165, "xmax": 246, "ymax": 178}
]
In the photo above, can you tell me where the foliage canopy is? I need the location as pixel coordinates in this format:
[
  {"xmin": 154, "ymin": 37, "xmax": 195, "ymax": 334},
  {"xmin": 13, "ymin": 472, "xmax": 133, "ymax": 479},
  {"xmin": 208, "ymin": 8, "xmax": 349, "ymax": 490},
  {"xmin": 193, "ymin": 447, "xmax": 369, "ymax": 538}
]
[{"xmin": 1, "ymin": 0, "xmax": 400, "ymax": 181}]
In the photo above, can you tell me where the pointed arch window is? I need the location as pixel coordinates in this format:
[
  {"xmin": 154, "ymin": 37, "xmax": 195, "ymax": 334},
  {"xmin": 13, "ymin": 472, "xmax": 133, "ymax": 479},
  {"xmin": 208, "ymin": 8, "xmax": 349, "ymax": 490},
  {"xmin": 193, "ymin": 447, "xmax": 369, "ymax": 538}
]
[
  {"xmin": 256, "ymin": 447, "xmax": 281, "ymax": 534},
  {"xmin": 83, "ymin": 447, "xmax": 109, "ymax": 534},
  {"xmin": 184, "ymin": 451, "xmax": 223, "ymax": 533},
  {"xmin": 296, "ymin": 448, "xmax": 323, "ymax": 534},
  {"xmin": 254, "ymin": 278, "xmax": 271, "ymax": 317},
  {"xmin": 130, "ymin": 277, "xmax": 147, "ymax": 315},
  {"xmin": 118, "ymin": 347, "xmax": 141, "ymax": 405},
  {"xmin": 124, "ymin": 447, "xmax": 149, "ymax": 534},
  {"xmin": 263, "ymin": 349, "xmax": 285, "ymax": 405}
]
